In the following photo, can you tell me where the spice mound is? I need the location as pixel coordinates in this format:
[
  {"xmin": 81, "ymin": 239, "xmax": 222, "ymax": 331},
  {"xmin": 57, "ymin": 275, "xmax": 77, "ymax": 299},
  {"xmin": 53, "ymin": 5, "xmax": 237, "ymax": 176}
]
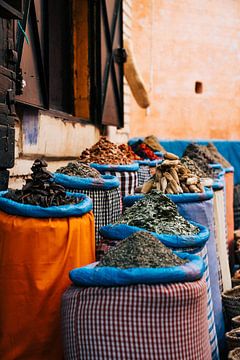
[
  {"xmin": 98, "ymin": 231, "xmax": 187, "ymax": 268},
  {"xmin": 181, "ymin": 156, "xmax": 206, "ymax": 178},
  {"xmin": 141, "ymin": 152, "xmax": 204, "ymax": 194},
  {"xmin": 118, "ymin": 144, "xmax": 141, "ymax": 160},
  {"xmin": 4, "ymin": 159, "xmax": 83, "ymax": 207},
  {"xmin": 206, "ymin": 143, "xmax": 231, "ymax": 168},
  {"xmin": 183, "ymin": 143, "xmax": 214, "ymax": 177},
  {"xmin": 143, "ymin": 135, "xmax": 166, "ymax": 153},
  {"xmin": 79, "ymin": 137, "xmax": 133, "ymax": 165},
  {"xmin": 130, "ymin": 140, "xmax": 160, "ymax": 160},
  {"xmin": 56, "ymin": 162, "xmax": 101, "ymax": 178},
  {"xmin": 116, "ymin": 190, "xmax": 200, "ymax": 235}
]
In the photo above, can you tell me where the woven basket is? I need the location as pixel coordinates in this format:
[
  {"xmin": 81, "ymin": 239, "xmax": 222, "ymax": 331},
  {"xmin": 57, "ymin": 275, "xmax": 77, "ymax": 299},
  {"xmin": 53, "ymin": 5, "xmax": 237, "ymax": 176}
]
[
  {"xmin": 228, "ymin": 347, "xmax": 240, "ymax": 360},
  {"xmin": 232, "ymin": 278, "xmax": 240, "ymax": 288},
  {"xmin": 232, "ymin": 316, "xmax": 240, "ymax": 329},
  {"xmin": 226, "ymin": 329, "xmax": 240, "ymax": 351},
  {"xmin": 222, "ymin": 286, "xmax": 240, "ymax": 320}
]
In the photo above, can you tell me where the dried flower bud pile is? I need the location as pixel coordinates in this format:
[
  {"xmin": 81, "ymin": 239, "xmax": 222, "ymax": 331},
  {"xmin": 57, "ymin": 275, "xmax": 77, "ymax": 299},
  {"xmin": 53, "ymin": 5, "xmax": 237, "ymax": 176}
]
[
  {"xmin": 98, "ymin": 231, "xmax": 187, "ymax": 268},
  {"xmin": 118, "ymin": 144, "xmax": 141, "ymax": 160},
  {"xmin": 141, "ymin": 152, "xmax": 204, "ymax": 194},
  {"xmin": 56, "ymin": 162, "xmax": 101, "ymax": 178},
  {"xmin": 79, "ymin": 137, "xmax": 133, "ymax": 165},
  {"xmin": 4, "ymin": 159, "xmax": 83, "ymax": 207},
  {"xmin": 130, "ymin": 140, "xmax": 160, "ymax": 160},
  {"xmin": 183, "ymin": 143, "xmax": 214, "ymax": 177},
  {"xmin": 116, "ymin": 190, "xmax": 199, "ymax": 235}
]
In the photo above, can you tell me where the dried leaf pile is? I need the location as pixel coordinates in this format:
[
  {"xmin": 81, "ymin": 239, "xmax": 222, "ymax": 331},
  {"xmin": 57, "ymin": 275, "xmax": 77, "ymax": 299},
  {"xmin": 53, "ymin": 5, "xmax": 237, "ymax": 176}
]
[
  {"xmin": 116, "ymin": 190, "xmax": 199, "ymax": 235},
  {"xmin": 141, "ymin": 152, "xmax": 204, "ymax": 194},
  {"xmin": 143, "ymin": 135, "xmax": 166, "ymax": 153},
  {"xmin": 79, "ymin": 137, "xmax": 133, "ymax": 165},
  {"xmin": 98, "ymin": 231, "xmax": 187, "ymax": 268},
  {"xmin": 4, "ymin": 159, "xmax": 83, "ymax": 207},
  {"xmin": 206, "ymin": 143, "xmax": 231, "ymax": 168},
  {"xmin": 56, "ymin": 162, "xmax": 101, "ymax": 178},
  {"xmin": 183, "ymin": 143, "xmax": 214, "ymax": 177}
]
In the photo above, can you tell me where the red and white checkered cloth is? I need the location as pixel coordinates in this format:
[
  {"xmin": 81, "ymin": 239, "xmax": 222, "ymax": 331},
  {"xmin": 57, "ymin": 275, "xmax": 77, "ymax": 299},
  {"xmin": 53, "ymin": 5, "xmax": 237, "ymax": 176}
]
[{"xmin": 61, "ymin": 278, "xmax": 211, "ymax": 360}]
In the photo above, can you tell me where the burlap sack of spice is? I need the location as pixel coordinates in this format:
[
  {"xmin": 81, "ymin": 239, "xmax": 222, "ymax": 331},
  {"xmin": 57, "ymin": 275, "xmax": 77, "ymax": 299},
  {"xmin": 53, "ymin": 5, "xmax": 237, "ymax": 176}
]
[{"xmin": 124, "ymin": 39, "xmax": 150, "ymax": 109}]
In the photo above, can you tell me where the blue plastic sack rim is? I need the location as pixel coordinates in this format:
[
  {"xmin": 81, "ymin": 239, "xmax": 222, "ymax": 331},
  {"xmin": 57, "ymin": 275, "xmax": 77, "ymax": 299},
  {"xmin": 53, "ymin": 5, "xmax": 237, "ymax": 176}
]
[
  {"xmin": 225, "ymin": 166, "xmax": 234, "ymax": 173},
  {"xmin": 69, "ymin": 252, "xmax": 205, "ymax": 287},
  {"xmin": 209, "ymin": 163, "xmax": 224, "ymax": 170},
  {"xmin": 90, "ymin": 162, "xmax": 139, "ymax": 172},
  {"xmin": 134, "ymin": 159, "xmax": 162, "ymax": 166},
  {"xmin": 123, "ymin": 187, "xmax": 213, "ymax": 206},
  {"xmin": 100, "ymin": 221, "xmax": 209, "ymax": 248},
  {"xmin": 0, "ymin": 191, "xmax": 93, "ymax": 218},
  {"xmin": 212, "ymin": 180, "xmax": 224, "ymax": 191},
  {"xmin": 53, "ymin": 173, "xmax": 120, "ymax": 190}
]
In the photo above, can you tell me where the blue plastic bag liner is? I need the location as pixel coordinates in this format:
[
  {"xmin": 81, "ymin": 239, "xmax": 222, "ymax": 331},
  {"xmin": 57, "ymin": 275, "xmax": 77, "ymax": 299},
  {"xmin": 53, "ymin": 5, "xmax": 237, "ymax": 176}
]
[
  {"xmin": 154, "ymin": 151, "xmax": 164, "ymax": 157},
  {"xmin": 53, "ymin": 173, "xmax": 120, "ymax": 190},
  {"xmin": 123, "ymin": 188, "xmax": 214, "ymax": 208},
  {"xmin": 0, "ymin": 191, "xmax": 93, "ymax": 218},
  {"xmin": 69, "ymin": 252, "xmax": 205, "ymax": 287},
  {"xmin": 100, "ymin": 221, "xmax": 209, "ymax": 249},
  {"xmin": 212, "ymin": 179, "xmax": 224, "ymax": 191},
  {"xmin": 209, "ymin": 163, "xmax": 224, "ymax": 170},
  {"xmin": 135, "ymin": 159, "xmax": 162, "ymax": 167},
  {"xmin": 225, "ymin": 166, "xmax": 234, "ymax": 173},
  {"xmin": 90, "ymin": 162, "xmax": 139, "ymax": 173}
]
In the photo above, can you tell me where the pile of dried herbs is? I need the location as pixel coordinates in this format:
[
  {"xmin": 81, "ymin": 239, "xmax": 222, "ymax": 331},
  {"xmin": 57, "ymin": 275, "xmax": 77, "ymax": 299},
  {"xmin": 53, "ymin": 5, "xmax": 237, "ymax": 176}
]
[
  {"xmin": 98, "ymin": 231, "xmax": 187, "ymax": 268},
  {"xmin": 183, "ymin": 143, "xmax": 214, "ymax": 177},
  {"xmin": 79, "ymin": 137, "xmax": 133, "ymax": 165},
  {"xmin": 4, "ymin": 159, "xmax": 83, "ymax": 207},
  {"xmin": 115, "ymin": 190, "xmax": 199, "ymax": 235},
  {"xmin": 56, "ymin": 162, "xmax": 101, "ymax": 178},
  {"xmin": 181, "ymin": 156, "xmax": 207, "ymax": 178}
]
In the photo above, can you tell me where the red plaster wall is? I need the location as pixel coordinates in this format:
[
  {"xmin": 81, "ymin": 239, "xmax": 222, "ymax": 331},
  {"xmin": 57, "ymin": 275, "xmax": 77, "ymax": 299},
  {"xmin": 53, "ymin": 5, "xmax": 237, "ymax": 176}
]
[{"xmin": 129, "ymin": 0, "xmax": 240, "ymax": 139}]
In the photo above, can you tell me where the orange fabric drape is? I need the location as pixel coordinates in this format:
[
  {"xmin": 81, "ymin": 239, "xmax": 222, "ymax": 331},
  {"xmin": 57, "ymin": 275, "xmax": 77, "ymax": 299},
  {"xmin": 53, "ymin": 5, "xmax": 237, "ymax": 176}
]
[
  {"xmin": 0, "ymin": 210, "xmax": 95, "ymax": 360},
  {"xmin": 224, "ymin": 171, "xmax": 234, "ymax": 270}
]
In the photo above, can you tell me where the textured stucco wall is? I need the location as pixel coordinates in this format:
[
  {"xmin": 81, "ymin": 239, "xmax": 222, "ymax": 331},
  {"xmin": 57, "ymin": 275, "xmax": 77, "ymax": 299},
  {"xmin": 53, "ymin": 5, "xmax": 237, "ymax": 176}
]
[{"xmin": 129, "ymin": 0, "xmax": 240, "ymax": 139}]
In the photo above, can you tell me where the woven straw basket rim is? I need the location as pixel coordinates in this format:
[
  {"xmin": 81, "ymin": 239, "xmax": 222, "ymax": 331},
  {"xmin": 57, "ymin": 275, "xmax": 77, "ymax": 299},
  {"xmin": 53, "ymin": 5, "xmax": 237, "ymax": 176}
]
[{"xmin": 223, "ymin": 286, "xmax": 240, "ymax": 299}]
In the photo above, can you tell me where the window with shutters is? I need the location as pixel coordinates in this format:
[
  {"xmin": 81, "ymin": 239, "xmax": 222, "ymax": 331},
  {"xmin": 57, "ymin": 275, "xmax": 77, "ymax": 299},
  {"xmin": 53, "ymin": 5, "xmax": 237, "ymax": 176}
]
[{"xmin": 16, "ymin": 0, "xmax": 124, "ymax": 128}]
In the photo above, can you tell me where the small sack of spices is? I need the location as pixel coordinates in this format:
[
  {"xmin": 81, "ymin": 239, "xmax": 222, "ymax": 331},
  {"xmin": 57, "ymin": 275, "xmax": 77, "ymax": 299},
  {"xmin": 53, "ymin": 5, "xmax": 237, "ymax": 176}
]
[{"xmin": 69, "ymin": 231, "xmax": 205, "ymax": 287}]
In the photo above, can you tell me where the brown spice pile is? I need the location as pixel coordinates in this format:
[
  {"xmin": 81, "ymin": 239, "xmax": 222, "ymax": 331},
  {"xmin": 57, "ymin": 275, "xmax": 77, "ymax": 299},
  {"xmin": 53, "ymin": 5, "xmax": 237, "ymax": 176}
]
[
  {"xmin": 206, "ymin": 143, "xmax": 231, "ymax": 168},
  {"xmin": 79, "ymin": 137, "xmax": 133, "ymax": 165}
]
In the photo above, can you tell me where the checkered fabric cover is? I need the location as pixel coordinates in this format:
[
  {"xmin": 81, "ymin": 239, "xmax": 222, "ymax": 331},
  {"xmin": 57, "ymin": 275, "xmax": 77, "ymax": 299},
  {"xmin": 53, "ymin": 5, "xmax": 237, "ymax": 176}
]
[
  {"xmin": 61, "ymin": 278, "xmax": 211, "ymax": 360},
  {"xmin": 137, "ymin": 165, "xmax": 151, "ymax": 186},
  {"xmin": 104, "ymin": 171, "xmax": 138, "ymax": 198},
  {"xmin": 99, "ymin": 238, "xmax": 219, "ymax": 359},
  {"xmin": 67, "ymin": 188, "xmax": 122, "ymax": 247}
]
